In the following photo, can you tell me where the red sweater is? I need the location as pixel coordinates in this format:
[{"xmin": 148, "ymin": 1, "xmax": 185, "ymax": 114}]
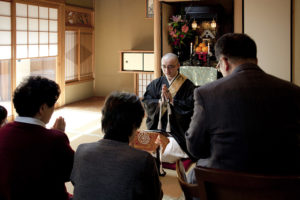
[{"xmin": 0, "ymin": 122, "xmax": 74, "ymax": 200}]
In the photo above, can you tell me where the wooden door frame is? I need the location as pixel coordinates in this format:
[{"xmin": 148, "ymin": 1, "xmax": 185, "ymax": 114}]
[{"xmin": 8, "ymin": 0, "xmax": 65, "ymax": 119}]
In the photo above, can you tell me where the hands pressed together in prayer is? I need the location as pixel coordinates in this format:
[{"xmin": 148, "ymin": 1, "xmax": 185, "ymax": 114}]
[
  {"xmin": 52, "ymin": 116, "xmax": 66, "ymax": 132},
  {"xmin": 161, "ymin": 84, "xmax": 173, "ymax": 104}
]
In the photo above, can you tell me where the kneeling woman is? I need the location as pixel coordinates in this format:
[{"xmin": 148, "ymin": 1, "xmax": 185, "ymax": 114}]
[{"xmin": 71, "ymin": 92, "xmax": 163, "ymax": 200}]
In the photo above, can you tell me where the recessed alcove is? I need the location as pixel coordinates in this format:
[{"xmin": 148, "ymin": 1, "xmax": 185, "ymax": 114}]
[
  {"xmin": 161, "ymin": 0, "xmax": 233, "ymax": 64},
  {"xmin": 153, "ymin": 0, "xmax": 242, "ymax": 78}
]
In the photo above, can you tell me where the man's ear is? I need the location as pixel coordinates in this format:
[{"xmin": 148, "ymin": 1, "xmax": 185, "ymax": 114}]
[{"xmin": 223, "ymin": 57, "xmax": 230, "ymax": 72}]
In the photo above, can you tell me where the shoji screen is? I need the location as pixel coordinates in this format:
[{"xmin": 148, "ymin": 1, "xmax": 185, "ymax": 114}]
[
  {"xmin": 136, "ymin": 73, "xmax": 154, "ymax": 98},
  {"xmin": 80, "ymin": 32, "xmax": 93, "ymax": 79},
  {"xmin": 65, "ymin": 31, "xmax": 93, "ymax": 82},
  {"xmin": 0, "ymin": 1, "xmax": 12, "ymax": 116},
  {"xmin": 65, "ymin": 31, "xmax": 77, "ymax": 81},
  {"xmin": 15, "ymin": 2, "xmax": 58, "ymax": 85}
]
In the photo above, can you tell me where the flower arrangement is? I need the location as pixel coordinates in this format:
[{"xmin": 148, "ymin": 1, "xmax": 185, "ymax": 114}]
[{"xmin": 168, "ymin": 15, "xmax": 192, "ymax": 51}]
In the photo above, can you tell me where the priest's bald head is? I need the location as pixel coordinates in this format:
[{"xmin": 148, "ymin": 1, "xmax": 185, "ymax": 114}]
[{"xmin": 161, "ymin": 53, "xmax": 180, "ymax": 81}]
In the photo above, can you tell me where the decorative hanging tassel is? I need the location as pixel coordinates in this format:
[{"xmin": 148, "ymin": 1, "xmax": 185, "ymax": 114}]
[
  {"xmin": 159, "ymin": 146, "xmax": 166, "ymax": 175},
  {"xmin": 157, "ymin": 100, "xmax": 163, "ymax": 130},
  {"xmin": 156, "ymin": 146, "xmax": 166, "ymax": 176},
  {"xmin": 166, "ymin": 102, "xmax": 172, "ymax": 132}
]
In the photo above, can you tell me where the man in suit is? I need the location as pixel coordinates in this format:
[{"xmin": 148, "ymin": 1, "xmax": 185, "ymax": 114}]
[
  {"xmin": 0, "ymin": 76, "xmax": 74, "ymax": 200},
  {"xmin": 186, "ymin": 33, "xmax": 300, "ymax": 183}
]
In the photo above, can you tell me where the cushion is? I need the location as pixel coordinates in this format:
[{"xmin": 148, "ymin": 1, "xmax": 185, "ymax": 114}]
[{"xmin": 162, "ymin": 158, "xmax": 193, "ymax": 171}]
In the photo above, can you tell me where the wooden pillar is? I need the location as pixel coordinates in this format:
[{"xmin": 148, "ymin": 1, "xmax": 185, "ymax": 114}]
[
  {"xmin": 234, "ymin": 0, "xmax": 243, "ymax": 33},
  {"xmin": 154, "ymin": 0, "xmax": 161, "ymax": 78}
]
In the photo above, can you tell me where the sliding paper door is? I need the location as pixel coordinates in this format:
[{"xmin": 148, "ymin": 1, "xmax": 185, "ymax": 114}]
[{"xmin": 0, "ymin": 1, "xmax": 12, "ymax": 116}]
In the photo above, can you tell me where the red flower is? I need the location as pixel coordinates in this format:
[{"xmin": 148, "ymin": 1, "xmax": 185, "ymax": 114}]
[
  {"xmin": 169, "ymin": 30, "xmax": 177, "ymax": 38},
  {"xmin": 173, "ymin": 39, "xmax": 180, "ymax": 46},
  {"xmin": 181, "ymin": 24, "xmax": 189, "ymax": 33},
  {"xmin": 168, "ymin": 15, "xmax": 191, "ymax": 50}
]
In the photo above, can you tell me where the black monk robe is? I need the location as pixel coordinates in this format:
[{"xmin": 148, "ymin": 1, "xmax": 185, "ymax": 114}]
[{"xmin": 142, "ymin": 75, "xmax": 196, "ymax": 159}]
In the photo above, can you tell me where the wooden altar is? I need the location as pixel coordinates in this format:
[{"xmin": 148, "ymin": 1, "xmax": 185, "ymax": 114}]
[{"xmin": 180, "ymin": 66, "xmax": 217, "ymax": 86}]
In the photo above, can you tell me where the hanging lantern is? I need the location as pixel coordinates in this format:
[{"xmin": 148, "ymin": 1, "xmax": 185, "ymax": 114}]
[
  {"xmin": 211, "ymin": 19, "xmax": 217, "ymax": 29},
  {"xmin": 191, "ymin": 19, "xmax": 197, "ymax": 30}
]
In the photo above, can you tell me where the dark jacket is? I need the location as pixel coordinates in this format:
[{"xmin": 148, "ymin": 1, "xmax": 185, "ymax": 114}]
[
  {"xmin": 186, "ymin": 63, "xmax": 300, "ymax": 175},
  {"xmin": 71, "ymin": 139, "xmax": 163, "ymax": 200}
]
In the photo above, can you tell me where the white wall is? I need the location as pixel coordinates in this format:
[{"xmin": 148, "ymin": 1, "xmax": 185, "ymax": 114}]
[
  {"xmin": 294, "ymin": 0, "xmax": 300, "ymax": 86},
  {"xmin": 65, "ymin": 81, "xmax": 94, "ymax": 105},
  {"xmin": 94, "ymin": 0, "xmax": 154, "ymax": 97},
  {"xmin": 244, "ymin": 0, "xmax": 291, "ymax": 81}
]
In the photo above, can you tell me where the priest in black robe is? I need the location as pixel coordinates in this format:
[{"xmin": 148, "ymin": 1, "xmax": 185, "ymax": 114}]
[{"xmin": 143, "ymin": 53, "xmax": 196, "ymax": 162}]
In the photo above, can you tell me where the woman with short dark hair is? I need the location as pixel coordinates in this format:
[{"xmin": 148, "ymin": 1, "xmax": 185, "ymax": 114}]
[
  {"xmin": 101, "ymin": 91, "xmax": 145, "ymax": 143},
  {"xmin": 0, "ymin": 76, "xmax": 74, "ymax": 200},
  {"xmin": 71, "ymin": 91, "xmax": 163, "ymax": 200}
]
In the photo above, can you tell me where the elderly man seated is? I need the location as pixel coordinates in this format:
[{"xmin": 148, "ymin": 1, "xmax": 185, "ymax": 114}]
[{"xmin": 143, "ymin": 53, "xmax": 196, "ymax": 165}]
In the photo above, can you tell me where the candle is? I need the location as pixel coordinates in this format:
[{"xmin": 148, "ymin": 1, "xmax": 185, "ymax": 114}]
[
  {"xmin": 208, "ymin": 43, "xmax": 210, "ymax": 53},
  {"xmin": 190, "ymin": 42, "xmax": 193, "ymax": 55}
]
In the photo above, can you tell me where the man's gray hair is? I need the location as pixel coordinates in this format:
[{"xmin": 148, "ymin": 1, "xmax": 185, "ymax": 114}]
[{"xmin": 161, "ymin": 53, "xmax": 179, "ymax": 65}]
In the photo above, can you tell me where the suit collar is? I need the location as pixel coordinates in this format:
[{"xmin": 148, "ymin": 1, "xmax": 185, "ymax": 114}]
[{"xmin": 232, "ymin": 63, "xmax": 263, "ymax": 75}]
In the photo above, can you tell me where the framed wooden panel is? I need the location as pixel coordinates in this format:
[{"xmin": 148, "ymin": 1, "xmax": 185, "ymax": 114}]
[
  {"xmin": 65, "ymin": 5, "xmax": 93, "ymax": 28},
  {"xmin": 65, "ymin": 5, "xmax": 94, "ymax": 84},
  {"xmin": 144, "ymin": 53, "xmax": 154, "ymax": 71},
  {"xmin": 123, "ymin": 53, "xmax": 143, "ymax": 71},
  {"xmin": 146, "ymin": 0, "xmax": 154, "ymax": 18},
  {"xmin": 120, "ymin": 50, "xmax": 154, "ymax": 72}
]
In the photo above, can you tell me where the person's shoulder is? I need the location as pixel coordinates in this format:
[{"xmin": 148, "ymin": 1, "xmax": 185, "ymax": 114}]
[
  {"xmin": 128, "ymin": 147, "xmax": 156, "ymax": 169},
  {"xmin": 128, "ymin": 145, "xmax": 154, "ymax": 160},
  {"xmin": 195, "ymin": 76, "xmax": 225, "ymax": 93},
  {"xmin": 46, "ymin": 128, "xmax": 66, "ymax": 137},
  {"xmin": 184, "ymin": 77, "xmax": 195, "ymax": 85},
  {"xmin": 266, "ymin": 73, "xmax": 300, "ymax": 88},
  {"xmin": 128, "ymin": 145, "xmax": 149, "ymax": 155},
  {"xmin": 265, "ymin": 74, "xmax": 300, "ymax": 97},
  {"xmin": 0, "ymin": 121, "xmax": 14, "ymax": 131},
  {"xmin": 145, "ymin": 77, "xmax": 165, "ymax": 92},
  {"xmin": 150, "ymin": 76, "xmax": 164, "ymax": 85},
  {"xmin": 44, "ymin": 128, "xmax": 70, "ymax": 143},
  {"xmin": 76, "ymin": 141, "xmax": 99, "ymax": 153},
  {"xmin": 184, "ymin": 78, "xmax": 197, "ymax": 89}
]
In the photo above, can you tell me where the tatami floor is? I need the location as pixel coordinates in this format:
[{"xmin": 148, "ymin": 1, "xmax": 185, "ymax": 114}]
[{"xmin": 49, "ymin": 97, "xmax": 185, "ymax": 200}]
